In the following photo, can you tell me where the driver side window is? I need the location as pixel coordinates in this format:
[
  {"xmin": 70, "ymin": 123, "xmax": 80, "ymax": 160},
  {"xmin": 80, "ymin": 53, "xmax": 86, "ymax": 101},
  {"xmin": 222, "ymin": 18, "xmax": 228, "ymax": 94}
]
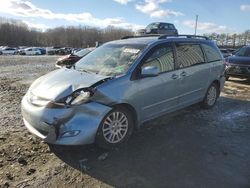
[{"xmin": 142, "ymin": 45, "xmax": 174, "ymax": 73}]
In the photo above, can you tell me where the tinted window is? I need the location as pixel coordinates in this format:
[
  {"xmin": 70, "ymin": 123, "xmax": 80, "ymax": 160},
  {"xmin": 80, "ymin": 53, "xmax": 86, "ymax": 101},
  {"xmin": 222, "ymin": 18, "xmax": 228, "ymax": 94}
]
[
  {"xmin": 142, "ymin": 45, "xmax": 174, "ymax": 73},
  {"xmin": 169, "ymin": 24, "xmax": 175, "ymax": 29},
  {"xmin": 146, "ymin": 23, "xmax": 159, "ymax": 30},
  {"xmin": 234, "ymin": 46, "xmax": 250, "ymax": 57},
  {"xmin": 202, "ymin": 44, "xmax": 222, "ymax": 62},
  {"xmin": 161, "ymin": 23, "xmax": 169, "ymax": 29},
  {"xmin": 176, "ymin": 44, "xmax": 204, "ymax": 68}
]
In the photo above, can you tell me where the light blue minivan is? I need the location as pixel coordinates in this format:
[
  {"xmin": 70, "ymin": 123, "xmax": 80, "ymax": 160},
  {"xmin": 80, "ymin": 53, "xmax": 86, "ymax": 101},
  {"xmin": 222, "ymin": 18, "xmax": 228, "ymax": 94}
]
[{"xmin": 21, "ymin": 35, "xmax": 225, "ymax": 149}]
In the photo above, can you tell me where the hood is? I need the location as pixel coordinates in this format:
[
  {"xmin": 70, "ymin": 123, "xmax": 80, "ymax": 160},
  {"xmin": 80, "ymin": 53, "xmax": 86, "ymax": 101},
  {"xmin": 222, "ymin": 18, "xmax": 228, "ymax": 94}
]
[
  {"xmin": 30, "ymin": 68, "xmax": 109, "ymax": 101},
  {"xmin": 227, "ymin": 55, "xmax": 250, "ymax": 65},
  {"xmin": 57, "ymin": 54, "xmax": 70, "ymax": 61}
]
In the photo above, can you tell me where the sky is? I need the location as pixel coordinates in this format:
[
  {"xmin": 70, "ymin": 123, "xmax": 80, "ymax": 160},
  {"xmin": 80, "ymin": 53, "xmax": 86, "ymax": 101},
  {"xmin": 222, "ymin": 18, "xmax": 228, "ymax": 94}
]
[{"xmin": 0, "ymin": 0, "xmax": 249, "ymax": 34}]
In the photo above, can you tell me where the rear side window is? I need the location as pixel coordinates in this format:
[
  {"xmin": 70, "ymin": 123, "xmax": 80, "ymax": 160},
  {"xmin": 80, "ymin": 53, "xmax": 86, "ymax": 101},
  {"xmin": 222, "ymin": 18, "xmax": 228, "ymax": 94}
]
[
  {"xmin": 142, "ymin": 45, "xmax": 174, "ymax": 73},
  {"xmin": 176, "ymin": 44, "xmax": 204, "ymax": 68},
  {"xmin": 169, "ymin": 24, "xmax": 175, "ymax": 29},
  {"xmin": 202, "ymin": 44, "xmax": 222, "ymax": 62}
]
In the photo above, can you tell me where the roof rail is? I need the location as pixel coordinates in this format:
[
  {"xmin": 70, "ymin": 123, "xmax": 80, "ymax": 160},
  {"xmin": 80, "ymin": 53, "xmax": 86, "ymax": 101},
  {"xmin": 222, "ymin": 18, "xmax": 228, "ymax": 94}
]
[
  {"xmin": 121, "ymin": 34, "xmax": 161, "ymax": 39},
  {"xmin": 158, "ymin": 34, "xmax": 209, "ymax": 40},
  {"xmin": 121, "ymin": 34, "xmax": 210, "ymax": 40}
]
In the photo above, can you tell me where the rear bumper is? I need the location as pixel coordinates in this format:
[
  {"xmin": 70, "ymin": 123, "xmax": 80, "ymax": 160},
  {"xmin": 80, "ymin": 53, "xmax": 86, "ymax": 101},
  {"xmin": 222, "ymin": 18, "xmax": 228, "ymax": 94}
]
[{"xmin": 21, "ymin": 94, "xmax": 112, "ymax": 145}]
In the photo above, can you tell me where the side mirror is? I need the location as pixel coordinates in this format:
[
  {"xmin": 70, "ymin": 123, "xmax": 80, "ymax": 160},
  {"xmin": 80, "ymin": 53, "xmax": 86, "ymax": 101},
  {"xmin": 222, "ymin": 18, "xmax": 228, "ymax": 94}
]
[{"xmin": 141, "ymin": 66, "xmax": 159, "ymax": 77}]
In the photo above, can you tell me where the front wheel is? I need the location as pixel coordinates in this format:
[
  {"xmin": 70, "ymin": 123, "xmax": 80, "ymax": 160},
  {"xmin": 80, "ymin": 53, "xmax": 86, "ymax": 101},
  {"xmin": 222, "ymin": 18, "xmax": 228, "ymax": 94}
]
[
  {"xmin": 96, "ymin": 107, "xmax": 134, "ymax": 149},
  {"xmin": 201, "ymin": 83, "xmax": 219, "ymax": 109}
]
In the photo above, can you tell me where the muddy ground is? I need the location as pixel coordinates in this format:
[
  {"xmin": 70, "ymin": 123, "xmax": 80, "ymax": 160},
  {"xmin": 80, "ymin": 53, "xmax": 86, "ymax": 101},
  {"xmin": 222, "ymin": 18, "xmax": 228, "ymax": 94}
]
[{"xmin": 0, "ymin": 56, "xmax": 249, "ymax": 188}]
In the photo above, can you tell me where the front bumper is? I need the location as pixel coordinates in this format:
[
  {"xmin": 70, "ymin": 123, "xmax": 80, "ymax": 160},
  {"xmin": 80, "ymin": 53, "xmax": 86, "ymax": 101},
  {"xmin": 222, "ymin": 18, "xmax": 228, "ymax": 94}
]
[
  {"xmin": 21, "ymin": 94, "xmax": 112, "ymax": 145},
  {"xmin": 225, "ymin": 64, "xmax": 250, "ymax": 78}
]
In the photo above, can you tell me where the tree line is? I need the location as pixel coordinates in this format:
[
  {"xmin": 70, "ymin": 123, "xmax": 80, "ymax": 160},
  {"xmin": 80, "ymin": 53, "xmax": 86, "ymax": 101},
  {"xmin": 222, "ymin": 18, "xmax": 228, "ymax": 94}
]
[
  {"xmin": 0, "ymin": 18, "xmax": 132, "ymax": 48},
  {"xmin": 204, "ymin": 31, "xmax": 250, "ymax": 47},
  {"xmin": 0, "ymin": 17, "xmax": 250, "ymax": 48}
]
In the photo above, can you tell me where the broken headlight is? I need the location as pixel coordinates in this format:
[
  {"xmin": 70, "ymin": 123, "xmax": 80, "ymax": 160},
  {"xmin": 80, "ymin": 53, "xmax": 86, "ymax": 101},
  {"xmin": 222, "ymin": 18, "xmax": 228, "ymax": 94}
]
[
  {"xmin": 65, "ymin": 90, "xmax": 91, "ymax": 105},
  {"xmin": 48, "ymin": 90, "xmax": 92, "ymax": 108}
]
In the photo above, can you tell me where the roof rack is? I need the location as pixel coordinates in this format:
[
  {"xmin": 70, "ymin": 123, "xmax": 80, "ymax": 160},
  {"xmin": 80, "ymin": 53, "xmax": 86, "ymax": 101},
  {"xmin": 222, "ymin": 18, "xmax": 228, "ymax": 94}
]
[
  {"xmin": 158, "ymin": 34, "xmax": 209, "ymax": 40},
  {"xmin": 121, "ymin": 34, "xmax": 209, "ymax": 40},
  {"xmin": 121, "ymin": 34, "xmax": 161, "ymax": 39}
]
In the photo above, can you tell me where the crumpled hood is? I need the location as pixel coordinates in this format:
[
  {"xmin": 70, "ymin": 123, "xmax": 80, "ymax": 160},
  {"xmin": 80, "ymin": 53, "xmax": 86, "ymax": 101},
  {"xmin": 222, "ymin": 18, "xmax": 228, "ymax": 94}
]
[
  {"xmin": 30, "ymin": 68, "xmax": 109, "ymax": 101},
  {"xmin": 227, "ymin": 55, "xmax": 250, "ymax": 65},
  {"xmin": 57, "ymin": 54, "xmax": 70, "ymax": 61}
]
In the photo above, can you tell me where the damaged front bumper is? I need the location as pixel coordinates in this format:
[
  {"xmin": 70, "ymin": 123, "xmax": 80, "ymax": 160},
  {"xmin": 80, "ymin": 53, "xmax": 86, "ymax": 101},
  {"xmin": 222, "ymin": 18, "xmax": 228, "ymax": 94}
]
[{"xmin": 21, "ymin": 94, "xmax": 112, "ymax": 145}]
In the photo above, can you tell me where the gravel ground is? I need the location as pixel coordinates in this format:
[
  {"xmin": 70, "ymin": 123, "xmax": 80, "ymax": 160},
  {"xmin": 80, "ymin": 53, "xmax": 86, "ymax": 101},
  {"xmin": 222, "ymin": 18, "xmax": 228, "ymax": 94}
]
[{"xmin": 0, "ymin": 56, "xmax": 249, "ymax": 188}]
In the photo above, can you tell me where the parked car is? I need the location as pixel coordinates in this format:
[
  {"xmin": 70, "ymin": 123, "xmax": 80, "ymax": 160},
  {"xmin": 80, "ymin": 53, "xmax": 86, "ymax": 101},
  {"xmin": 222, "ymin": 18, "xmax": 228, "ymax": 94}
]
[
  {"xmin": 56, "ymin": 48, "xmax": 95, "ymax": 68},
  {"xmin": 0, "ymin": 47, "xmax": 17, "ymax": 55},
  {"xmin": 135, "ymin": 29, "xmax": 146, "ymax": 36},
  {"xmin": 145, "ymin": 22, "xmax": 178, "ymax": 35},
  {"xmin": 46, "ymin": 46, "xmax": 61, "ymax": 55},
  {"xmin": 37, "ymin": 48, "xmax": 46, "ymax": 55},
  {"xmin": 21, "ymin": 35, "xmax": 225, "ymax": 149},
  {"xmin": 225, "ymin": 45, "xmax": 250, "ymax": 80},
  {"xmin": 220, "ymin": 48, "xmax": 234, "ymax": 58},
  {"xmin": 19, "ymin": 47, "xmax": 42, "ymax": 55},
  {"xmin": 57, "ymin": 47, "xmax": 72, "ymax": 55}
]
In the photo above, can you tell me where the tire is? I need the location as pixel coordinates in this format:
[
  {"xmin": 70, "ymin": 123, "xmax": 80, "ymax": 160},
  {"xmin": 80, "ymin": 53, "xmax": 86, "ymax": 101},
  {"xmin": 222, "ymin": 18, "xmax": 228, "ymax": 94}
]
[
  {"xmin": 96, "ymin": 107, "xmax": 134, "ymax": 149},
  {"xmin": 201, "ymin": 83, "xmax": 219, "ymax": 109}
]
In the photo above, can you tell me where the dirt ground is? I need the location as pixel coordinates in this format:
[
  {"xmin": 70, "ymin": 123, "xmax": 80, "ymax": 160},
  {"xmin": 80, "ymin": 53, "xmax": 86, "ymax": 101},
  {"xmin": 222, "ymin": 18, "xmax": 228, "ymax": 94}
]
[{"xmin": 0, "ymin": 56, "xmax": 249, "ymax": 188}]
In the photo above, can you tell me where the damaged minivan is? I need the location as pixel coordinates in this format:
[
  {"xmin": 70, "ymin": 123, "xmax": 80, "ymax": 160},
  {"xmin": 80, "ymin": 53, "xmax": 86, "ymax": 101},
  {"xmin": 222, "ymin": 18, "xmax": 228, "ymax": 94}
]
[{"xmin": 21, "ymin": 35, "xmax": 225, "ymax": 149}]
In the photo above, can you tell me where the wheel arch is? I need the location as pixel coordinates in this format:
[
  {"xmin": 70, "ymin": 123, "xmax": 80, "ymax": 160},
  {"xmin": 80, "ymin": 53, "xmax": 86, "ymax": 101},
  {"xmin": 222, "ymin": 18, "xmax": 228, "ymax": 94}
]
[
  {"xmin": 211, "ymin": 79, "xmax": 221, "ymax": 96},
  {"xmin": 111, "ymin": 103, "xmax": 138, "ymax": 128}
]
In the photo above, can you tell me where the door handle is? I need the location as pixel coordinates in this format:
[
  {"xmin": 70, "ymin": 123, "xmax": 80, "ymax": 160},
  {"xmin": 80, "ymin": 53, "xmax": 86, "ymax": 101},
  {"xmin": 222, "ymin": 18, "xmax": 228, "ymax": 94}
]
[
  {"xmin": 171, "ymin": 74, "xmax": 178, "ymax": 79},
  {"xmin": 180, "ymin": 71, "xmax": 187, "ymax": 77}
]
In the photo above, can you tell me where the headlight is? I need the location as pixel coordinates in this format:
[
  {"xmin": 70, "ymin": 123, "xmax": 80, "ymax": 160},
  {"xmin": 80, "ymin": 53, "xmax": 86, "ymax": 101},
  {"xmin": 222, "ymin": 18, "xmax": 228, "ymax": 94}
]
[
  {"xmin": 65, "ymin": 90, "xmax": 91, "ymax": 105},
  {"xmin": 48, "ymin": 90, "xmax": 91, "ymax": 108}
]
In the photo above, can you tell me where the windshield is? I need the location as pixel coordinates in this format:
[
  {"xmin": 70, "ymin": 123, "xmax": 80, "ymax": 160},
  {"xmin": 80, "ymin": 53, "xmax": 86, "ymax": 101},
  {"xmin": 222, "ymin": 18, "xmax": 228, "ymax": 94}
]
[
  {"xmin": 74, "ymin": 49, "xmax": 92, "ymax": 57},
  {"xmin": 146, "ymin": 23, "xmax": 159, "ymax": 30},
  {"xmin": 75, "ymin": 43, "xmax": 146, "ymax": 76},
  {"xmin": 235, "ymin": 46, "xmax": 250, "ymax": 57}
]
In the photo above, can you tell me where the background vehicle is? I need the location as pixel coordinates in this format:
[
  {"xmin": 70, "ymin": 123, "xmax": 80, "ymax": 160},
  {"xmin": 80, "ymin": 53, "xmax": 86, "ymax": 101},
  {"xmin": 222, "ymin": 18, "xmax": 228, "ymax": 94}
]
[
  {"xmin": 21, "ymin": 35, "xmax": 225, "ymax": 149},
  {"xmin": 46, "ymin": 46, "xmax": 61, "ymax": 55},
  {"xmin": 220, "ymin": 48, "xmax": 235, "ymax": 58},
  {"xmin": 56, "ymin": 47, "xmax": 94, "ymax": 68},
  {"xmin": 37, "ymin": 47, "xmax": 46, "ymax": 55},
  {"xmin": 19, "ymin": 47, "xmax": 42, "ymax": 55},
  {"xmin": 0, "ymin": 47, "xmax": 17, "ymax": 55},
  {"xmin": 145, "ymin": 22, "xmax": 178, "ymax": 35},
  {"xmin": 225, "ymin": 45, "xmax": 250, "ymax": 80},
  {"xmin": 135, "ymin": 29, "xmax": 146, "ymax": 36}
]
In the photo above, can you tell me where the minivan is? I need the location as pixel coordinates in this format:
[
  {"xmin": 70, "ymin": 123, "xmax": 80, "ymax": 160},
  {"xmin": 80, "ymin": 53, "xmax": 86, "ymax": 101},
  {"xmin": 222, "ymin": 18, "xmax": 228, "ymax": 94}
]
[{"xmin": 21, "ymin": 35, "xmax": 225, "ymax": 149}]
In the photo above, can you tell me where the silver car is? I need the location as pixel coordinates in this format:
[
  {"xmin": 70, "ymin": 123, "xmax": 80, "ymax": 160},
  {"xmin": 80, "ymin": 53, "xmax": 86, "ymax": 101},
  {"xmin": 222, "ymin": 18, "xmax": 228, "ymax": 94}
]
[{"xmin": 21, "ymin": 35, "xmax": 225, "ymax": 149}]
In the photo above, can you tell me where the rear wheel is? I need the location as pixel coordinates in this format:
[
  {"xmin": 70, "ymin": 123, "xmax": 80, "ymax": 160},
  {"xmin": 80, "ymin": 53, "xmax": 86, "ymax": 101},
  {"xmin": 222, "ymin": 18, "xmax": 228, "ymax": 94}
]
[
  {"xmin": 201, "ymin": 83, "xmax": 219, "ymax": 109},
  {"xmin": 96, "ymin": 107, "xmax": 134, "ymax": 149}
]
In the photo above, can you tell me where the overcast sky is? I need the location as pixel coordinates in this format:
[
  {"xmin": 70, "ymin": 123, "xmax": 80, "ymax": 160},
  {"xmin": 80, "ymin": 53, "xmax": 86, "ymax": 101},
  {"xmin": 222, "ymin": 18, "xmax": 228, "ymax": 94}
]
[{"xmin": 0, "ymin": 0, "xmax": 249, "ymax": 34}]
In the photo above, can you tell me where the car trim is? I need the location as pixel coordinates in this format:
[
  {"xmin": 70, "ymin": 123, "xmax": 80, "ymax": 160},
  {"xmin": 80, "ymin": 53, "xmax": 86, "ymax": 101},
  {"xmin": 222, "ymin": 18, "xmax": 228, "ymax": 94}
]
[{"xmin": 142, "ymin": 87, "xmax": 203, "ymax": 110}]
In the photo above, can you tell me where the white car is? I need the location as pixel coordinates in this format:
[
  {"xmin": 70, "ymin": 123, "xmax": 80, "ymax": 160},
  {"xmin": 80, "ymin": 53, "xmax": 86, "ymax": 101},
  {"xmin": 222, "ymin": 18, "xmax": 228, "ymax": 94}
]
[
  {"xmin": 0, "ymin": 47, "xmax": 17, "ymax": 55},
  {"xmin": 20, "ymin": 48, "xmax": 41, "ymax": 55}
]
